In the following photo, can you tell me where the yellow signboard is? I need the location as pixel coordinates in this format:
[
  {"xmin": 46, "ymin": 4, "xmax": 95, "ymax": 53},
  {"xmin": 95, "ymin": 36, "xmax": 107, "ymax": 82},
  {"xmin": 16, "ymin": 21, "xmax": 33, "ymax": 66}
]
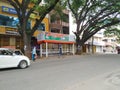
[{"xmin": 0, "ymin": 26, "xmax": 5, "ymax": 34}]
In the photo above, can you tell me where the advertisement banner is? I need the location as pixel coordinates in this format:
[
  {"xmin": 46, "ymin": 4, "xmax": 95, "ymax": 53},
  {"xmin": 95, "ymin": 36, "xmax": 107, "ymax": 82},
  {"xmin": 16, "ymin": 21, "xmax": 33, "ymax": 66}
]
[
  {"xmin": 45, "ymin": 32, "xmax": 69, "ymax": 41},
  {"xmin": 2, "ymin": 6, "xmax": 17, "ymax": 14},
  {"xmin": 37, "ymin": 32, "xmax": 75, "ymax": 43}
]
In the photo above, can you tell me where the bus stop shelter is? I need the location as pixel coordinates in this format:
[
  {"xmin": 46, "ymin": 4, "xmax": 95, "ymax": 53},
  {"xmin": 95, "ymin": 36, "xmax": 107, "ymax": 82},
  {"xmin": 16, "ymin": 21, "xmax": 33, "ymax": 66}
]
[{"xmin": 37, "ymin": 32, "xmax": 75, "ymax": 57}]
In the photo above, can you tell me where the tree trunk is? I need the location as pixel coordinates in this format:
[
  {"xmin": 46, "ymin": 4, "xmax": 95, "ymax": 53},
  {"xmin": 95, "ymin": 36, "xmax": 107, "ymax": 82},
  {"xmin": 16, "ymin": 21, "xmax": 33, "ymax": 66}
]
[
  {"xmin": 76, "ymin": 44, "xmax": 82, "ymax": 54},
  {"xmin": 75, "ymin": 36, "xmax": 83, "ymax": 54},
  {"xmin": 23, "ymin": 33, "xmax": 32, "ymax": 59},
  {"xmin": 22, "ymin": 19, "xmax": 32, "ymax": 59}
]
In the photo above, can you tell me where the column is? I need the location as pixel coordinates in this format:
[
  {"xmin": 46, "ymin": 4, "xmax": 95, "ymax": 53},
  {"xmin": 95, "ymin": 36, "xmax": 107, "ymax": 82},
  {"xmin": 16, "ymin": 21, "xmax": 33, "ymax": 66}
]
[
  {"xmin": 72, "ymin": 43, "xmax": 75, "ymax": 55},
  {"xmin": 46, "ymin": 42, "xmax": 48, "ymax": 57},
  {"xmin": 40, "ymin": 44, "xmax": 42, "ymax": 57}
]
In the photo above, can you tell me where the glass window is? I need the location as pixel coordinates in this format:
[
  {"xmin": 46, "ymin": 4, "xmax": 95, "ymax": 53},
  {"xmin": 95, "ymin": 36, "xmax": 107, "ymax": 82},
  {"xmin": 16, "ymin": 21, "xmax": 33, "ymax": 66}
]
[
  {"xmin": 0, "ymin": 14, "xmax": 31, "ymax": 29},
  {"xmin": 0, "ymin": 14, "xmax": 19, "ymax": 27},
  {"xmin": 37, "ymin": 23, "xmax": 45, "ymax": 31},
  {"xmin": 0, "ymin": 50, "xmax": 12, "ymax": 55}
]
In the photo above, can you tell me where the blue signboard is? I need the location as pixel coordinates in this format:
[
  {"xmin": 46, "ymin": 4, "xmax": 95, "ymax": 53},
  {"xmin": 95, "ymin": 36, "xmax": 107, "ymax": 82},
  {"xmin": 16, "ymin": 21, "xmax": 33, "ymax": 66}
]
[{"xmin": 2, "ymin": 6, "xmax": 17, "ymax": 14}]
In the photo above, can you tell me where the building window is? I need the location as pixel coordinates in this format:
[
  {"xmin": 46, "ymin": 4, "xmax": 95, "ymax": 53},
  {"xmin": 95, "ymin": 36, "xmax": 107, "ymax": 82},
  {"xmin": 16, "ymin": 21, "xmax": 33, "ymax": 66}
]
[
  {"xmin": 0, "ymin": 14, "xmax": 18, "ymax": 27},
  {"xmin": 37, "ymin": 23, "xmax": 45, "ymax": 31},
  {"xmin": 0, "ymin": 14, "xmax": 31, "ymax": 29}
]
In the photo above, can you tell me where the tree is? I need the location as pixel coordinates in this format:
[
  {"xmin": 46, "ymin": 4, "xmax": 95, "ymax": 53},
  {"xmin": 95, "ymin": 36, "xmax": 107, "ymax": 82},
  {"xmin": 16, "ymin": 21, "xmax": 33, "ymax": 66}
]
[
  {"xmin": 7, "ymin": 0, "xmax": 60, "ymax": 58},
  {"xmin": 67, "ymin": 0, "xmax": 120, "ymax": 54}
]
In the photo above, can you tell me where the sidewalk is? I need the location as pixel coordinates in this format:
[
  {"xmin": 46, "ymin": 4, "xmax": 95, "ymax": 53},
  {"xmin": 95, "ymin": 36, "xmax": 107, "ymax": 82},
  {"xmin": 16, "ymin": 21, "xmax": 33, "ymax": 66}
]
[
  {"xmin": 31, "ymin": 52, "xmax": 117, "ymax": 62},
  {"xmin": 32, "ymin": 54, "xmax": 77, "ymax": 61}
]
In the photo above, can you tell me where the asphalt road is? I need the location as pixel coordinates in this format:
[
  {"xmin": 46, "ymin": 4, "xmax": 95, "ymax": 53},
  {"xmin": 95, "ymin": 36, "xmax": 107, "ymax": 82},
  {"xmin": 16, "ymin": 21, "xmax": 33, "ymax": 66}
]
[{"xmin": 0, "ymin": 54, "xmax": 120, "ymax": 90}]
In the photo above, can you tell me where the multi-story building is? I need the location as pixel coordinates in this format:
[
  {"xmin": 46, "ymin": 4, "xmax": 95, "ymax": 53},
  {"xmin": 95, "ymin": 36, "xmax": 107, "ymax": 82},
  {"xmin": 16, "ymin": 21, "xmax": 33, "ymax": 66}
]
[
  {"xmin": 50, "ymin": 10, "xmax": 69, "ymax": 34},
  {"xmin": 0, "ymin": 0, "xmax": 49, "ymax": 50},
  {"xmin": 37, "ymin": 9, "xmax": 75, "ymax": 57},
  {"xmin": 0, "ymin": 0, "xmax": 23, "ymax": 49},
  {"xmin": 103, "ymin": 36, "xmax": 118, "ymax": 53},
  {"xmin": 84, "ymin": 30, "xmax": 105, "ymax": 53},
  {"xmin": 0, "ymin": 0, "xmax": 75, "ymax": 57}
]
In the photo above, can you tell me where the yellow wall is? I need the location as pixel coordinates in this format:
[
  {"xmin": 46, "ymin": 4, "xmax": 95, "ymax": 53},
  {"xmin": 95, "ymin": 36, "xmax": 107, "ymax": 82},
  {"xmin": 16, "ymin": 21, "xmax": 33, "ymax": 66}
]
[
  {"xmin": 33, "ymin": 17, "xmax": 50, "ymax": 37},
  {"xmin": 0, "ymin": 26, "xmax": 5, "ymax": 34},
  {"xmin": 0, "ymin": 1, "xmax": 50, "ymax": 37}
]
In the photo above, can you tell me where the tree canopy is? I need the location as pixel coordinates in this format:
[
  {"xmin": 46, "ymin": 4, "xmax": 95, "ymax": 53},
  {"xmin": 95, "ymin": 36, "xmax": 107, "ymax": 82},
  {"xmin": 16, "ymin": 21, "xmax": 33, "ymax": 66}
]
[{"xmin": 67, "ymin": 0, "xmax": 120, "ymax": 53}]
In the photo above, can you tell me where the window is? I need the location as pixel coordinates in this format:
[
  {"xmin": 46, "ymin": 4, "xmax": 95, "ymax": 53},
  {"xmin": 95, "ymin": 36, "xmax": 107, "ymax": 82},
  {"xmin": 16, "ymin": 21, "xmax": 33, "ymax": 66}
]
[
  {"xmin": 37, "ymin": 23, "xmax": 45, "ymax": 31},
  {"xmin": 0, "ymin": 14, "xmax": 19, "ymax": 27},
  {"xmin": 0, "ymin": 50, "xmax": 12, "ymax": 55},
  {"xmin": 0, "ymin": 14, "xmax": 31, "ymax": 29}
]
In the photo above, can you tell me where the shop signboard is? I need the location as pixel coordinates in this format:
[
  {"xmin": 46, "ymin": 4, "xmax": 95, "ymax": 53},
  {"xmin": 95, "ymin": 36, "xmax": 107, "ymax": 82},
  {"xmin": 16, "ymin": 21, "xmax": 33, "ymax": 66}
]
[
  {"xmin": 2, "ymin": 6, "xmax": 17, "ymax": 14},
  {"xmin": 45, "ymin": 32, "xmax": 69, "ymax": 41},
  {"xmin": 37, "ymin": 32, "xmax": 70, "ymax": 41},
  {"xmin": 37, "ymin": 32, "xmax": 76, "ymax": 43},
  {"xmin": 5, "ymin": 27, "xmax": 20, "ymax": 36},
  {"xmin": 37, "ymin": 32, "xmax": 45, "ymax": 41},
  {"xmin": 69, "ymin": 35, "xmax": 75, "ymax": 42}
]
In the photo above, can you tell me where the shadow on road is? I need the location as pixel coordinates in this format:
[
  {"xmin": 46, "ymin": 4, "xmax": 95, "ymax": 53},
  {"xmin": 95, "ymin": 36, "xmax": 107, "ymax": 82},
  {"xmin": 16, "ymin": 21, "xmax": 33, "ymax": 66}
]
[{"xmin": 0, "ymin": 67, "xmax": 19, "ymax": 72}]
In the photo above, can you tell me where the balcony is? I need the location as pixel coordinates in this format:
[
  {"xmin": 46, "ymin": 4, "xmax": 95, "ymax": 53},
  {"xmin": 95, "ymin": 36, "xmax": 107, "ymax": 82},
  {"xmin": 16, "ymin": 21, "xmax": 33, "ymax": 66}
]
[
  {"xmin": 62, "ymin": 22, "xmax": 69, "ymax": 27},
  {"xmin": 50, "ymin": 23, "xmax": 62, "ymax": 30}
]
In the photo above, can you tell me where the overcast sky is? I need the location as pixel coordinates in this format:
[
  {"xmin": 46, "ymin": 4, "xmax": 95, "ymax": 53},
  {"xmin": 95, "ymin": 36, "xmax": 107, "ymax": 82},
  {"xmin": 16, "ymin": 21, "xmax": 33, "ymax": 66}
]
[{"xmin": 69, "ymin": 12, "xmax": 76, "ymax": 35}]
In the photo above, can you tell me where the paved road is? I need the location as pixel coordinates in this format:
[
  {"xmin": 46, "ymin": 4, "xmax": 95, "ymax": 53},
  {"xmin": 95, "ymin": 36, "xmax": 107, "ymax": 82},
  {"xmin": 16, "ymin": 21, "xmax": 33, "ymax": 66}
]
[{"xmin": 0, "ymin": 54, "xmax": 120, "ymax": 90}]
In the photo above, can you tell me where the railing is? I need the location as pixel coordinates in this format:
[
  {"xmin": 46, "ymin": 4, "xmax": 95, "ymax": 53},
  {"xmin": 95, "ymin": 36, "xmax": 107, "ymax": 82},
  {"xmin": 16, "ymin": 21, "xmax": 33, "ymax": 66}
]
[{"xmin": 39, "ymin": 49, "xmax": 73, "ymax": 55}]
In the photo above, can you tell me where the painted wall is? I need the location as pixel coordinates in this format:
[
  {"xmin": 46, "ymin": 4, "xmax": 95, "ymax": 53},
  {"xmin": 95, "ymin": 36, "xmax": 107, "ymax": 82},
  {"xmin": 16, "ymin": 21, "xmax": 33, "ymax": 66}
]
[{"xmin": 0, "ymin": 1, "xmax": 50, "ymax": 49}]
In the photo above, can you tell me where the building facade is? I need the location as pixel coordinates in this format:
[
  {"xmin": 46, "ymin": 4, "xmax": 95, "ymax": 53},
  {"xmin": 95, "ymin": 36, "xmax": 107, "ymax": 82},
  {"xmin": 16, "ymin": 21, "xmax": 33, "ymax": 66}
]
[
  {"xmin": 0, "ymin": 0, "xmax": 49, "ymax": 51},
  {"xmin": 50, "ymin": 10, "xmax": 69, "ymax": 34},
  {"xmin": 103, "ymin": 36, "xmax": 118, "ymax": 53},
  {"xmin": 37, "ymin": 9, "xmax": 75, "ymax": 57},
  {"xmin": 85, "ymin": 30, "xmax": 105, "ymax": 53},
  {"xmin": 0, "ymin": 1, "xmax": 23, "ymax": 49},
  {"xmin": 0, "ymin": 1, "xmax": 75, "ymax": 57}
]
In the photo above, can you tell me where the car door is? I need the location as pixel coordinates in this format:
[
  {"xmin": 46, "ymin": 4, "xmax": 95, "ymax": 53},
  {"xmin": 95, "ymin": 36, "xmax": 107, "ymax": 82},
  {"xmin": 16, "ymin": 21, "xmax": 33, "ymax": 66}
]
[{"xmin": 0, "ymin": 49, "xmax": 16, "ymax": 68}]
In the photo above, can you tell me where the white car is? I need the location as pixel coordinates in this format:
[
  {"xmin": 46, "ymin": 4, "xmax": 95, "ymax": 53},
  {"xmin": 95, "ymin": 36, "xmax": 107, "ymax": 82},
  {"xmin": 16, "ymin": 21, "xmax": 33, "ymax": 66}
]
[{"xmin": 0, "ymin": 48, "xmax": 30, "ymax": 69}]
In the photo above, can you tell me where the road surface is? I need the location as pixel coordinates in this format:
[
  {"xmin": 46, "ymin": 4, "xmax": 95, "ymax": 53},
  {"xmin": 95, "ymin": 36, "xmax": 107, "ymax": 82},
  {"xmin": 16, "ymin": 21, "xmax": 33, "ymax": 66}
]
[{"xmin": 0, "ymin": 54, "xmax": 120, "ymax": 90}]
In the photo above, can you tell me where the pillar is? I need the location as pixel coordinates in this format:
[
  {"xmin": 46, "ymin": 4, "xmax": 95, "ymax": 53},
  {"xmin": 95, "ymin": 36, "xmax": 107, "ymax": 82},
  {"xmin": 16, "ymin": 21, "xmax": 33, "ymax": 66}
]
[
  {"xmin": 46, "ymin": 42, "xmax": 48, "ymax": 57},
  {"xmin": 40, "ymin": 44, "xmax": 42, "ymax": 57},
  {"xmin": 72, "ymin": 43, "xmax": 75, "ymax": 55}
]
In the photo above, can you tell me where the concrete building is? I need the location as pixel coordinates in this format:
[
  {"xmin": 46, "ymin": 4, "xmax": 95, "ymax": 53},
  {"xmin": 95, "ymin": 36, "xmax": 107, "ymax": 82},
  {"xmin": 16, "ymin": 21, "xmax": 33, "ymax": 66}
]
[
  {"xmin": 37, "ymin": 9, "xmax": 75, "ymax": 57},
  {"xmin": 103, "ymin": 36, "xmax": 118, "ymax": 53},
  {"xmin": 86, "ymin": 30, "xmax": 105, "ymax": 53}
]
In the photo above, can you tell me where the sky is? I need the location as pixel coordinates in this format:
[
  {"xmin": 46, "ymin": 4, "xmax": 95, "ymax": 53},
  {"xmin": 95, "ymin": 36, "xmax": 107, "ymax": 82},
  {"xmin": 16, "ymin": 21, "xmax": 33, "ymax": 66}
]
[{"xmin": 69, "ymin": 12, "xmax": 76, "ymax": 35}]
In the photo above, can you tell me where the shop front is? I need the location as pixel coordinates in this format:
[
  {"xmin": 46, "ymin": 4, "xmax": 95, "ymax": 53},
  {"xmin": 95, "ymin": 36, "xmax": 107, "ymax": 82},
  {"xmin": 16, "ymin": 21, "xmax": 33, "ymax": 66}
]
[
  {"xmin": 0, "ymin": 4, "xmax": 49, "ymax": 51},
  {"xmin": 37, "ymin": 32, "xmax": 75, "ymax": 57}
]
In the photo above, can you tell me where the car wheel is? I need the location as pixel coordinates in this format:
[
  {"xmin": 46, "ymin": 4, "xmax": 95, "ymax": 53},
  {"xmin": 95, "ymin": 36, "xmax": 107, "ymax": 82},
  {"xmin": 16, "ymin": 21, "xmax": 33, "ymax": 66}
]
[{"xmin": 19, "ymin": 60, "xmax": 28, "ymax": 69}]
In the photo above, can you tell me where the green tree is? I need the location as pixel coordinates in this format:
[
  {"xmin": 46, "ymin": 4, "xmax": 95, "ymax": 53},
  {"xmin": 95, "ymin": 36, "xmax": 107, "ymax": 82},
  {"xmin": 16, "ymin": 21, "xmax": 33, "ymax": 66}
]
[
  {"xmin": 67, "ymin": 0, "xmax": 120, "ymax": 54},
  {"xmin": 7, "ymin": 0, "xmax": 60, "ymax": 58}
]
